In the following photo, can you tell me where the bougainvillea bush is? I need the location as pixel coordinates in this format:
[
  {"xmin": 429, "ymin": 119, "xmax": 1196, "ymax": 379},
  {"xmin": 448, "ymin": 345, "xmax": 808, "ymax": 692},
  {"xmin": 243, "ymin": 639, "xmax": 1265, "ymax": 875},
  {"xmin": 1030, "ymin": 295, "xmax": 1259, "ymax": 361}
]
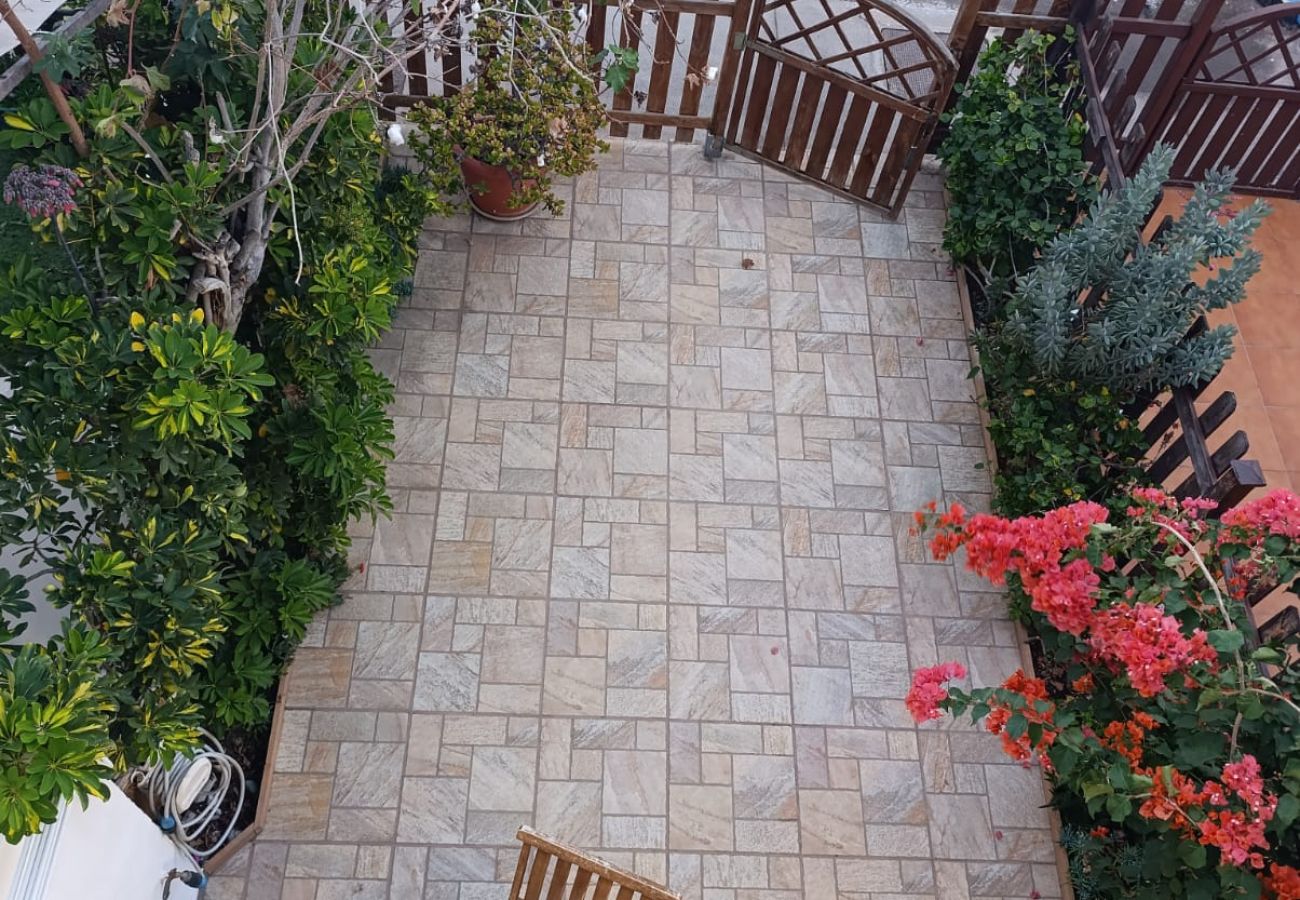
[{"xmin": 909, "ymin": 490, "xmax": 1300, "ymax": 899}]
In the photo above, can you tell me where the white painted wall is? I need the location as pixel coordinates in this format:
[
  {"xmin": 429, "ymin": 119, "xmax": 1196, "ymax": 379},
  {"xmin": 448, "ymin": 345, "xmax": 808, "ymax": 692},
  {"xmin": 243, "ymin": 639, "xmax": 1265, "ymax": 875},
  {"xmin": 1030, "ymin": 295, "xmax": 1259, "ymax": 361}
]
[
  {"xmin": 0, "ymin": 0, "xmax": 69, "ymax": 57},
  {"xmin": 0, "ymin": 783, "xmax": 199, "ymax": 900},
  {"xmin": 1, "ymin": 539, "xmax": 61, "ymax": 645}
]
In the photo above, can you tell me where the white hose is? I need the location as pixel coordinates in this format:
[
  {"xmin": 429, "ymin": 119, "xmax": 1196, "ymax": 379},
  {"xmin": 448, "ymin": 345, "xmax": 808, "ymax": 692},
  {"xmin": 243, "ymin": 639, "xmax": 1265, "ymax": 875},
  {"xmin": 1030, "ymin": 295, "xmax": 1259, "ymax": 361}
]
[{"xmin": 133, "ymin": 729, "xmax": 247, "ymax": 862}]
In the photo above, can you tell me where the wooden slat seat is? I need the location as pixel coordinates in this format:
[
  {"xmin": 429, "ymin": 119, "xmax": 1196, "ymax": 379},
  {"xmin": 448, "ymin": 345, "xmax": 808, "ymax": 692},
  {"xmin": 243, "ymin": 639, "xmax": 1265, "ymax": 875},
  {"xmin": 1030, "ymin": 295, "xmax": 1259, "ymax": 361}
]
[{"xmin": 508, "ymin": 828, "xmax": 680, "ymax": 900}]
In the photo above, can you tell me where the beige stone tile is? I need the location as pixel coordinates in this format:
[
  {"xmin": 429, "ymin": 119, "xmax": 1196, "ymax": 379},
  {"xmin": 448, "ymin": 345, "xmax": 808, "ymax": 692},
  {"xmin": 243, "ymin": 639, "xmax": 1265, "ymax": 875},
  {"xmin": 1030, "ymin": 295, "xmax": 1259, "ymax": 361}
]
[
  {"xmin": 253, "ymin": 138, "xmax": 1048, "ymax": 898},
  {"xmin": 798, "ymin": 789, "xmax": 866, "ymax": 855}
]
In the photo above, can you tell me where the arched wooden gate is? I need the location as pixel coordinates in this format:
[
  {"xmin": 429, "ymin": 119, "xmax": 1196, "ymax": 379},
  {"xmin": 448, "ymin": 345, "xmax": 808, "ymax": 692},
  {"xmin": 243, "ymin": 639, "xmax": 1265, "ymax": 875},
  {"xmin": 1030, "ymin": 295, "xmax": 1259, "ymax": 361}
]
[{"xmin": 714, "ymin": 0, "xmax": 956, "ymax": 215}]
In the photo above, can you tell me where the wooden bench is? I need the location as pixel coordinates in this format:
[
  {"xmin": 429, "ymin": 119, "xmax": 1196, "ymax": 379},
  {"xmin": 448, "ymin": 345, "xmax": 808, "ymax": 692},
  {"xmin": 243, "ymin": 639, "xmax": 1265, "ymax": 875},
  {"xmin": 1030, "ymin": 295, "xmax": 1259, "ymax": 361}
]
[{"xmin": 508, "ymin": 827, "xmax": 680, "ymax": 900}]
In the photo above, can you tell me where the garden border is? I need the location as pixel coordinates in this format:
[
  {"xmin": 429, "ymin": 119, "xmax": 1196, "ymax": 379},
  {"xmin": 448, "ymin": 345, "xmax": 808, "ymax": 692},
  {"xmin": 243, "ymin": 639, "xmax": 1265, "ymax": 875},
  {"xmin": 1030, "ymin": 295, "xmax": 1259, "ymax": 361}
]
[
  {"xmin": 202, "ymin": 681, "xmax": 288, "ymax": 873},
  {"xmin": 951, "ymin": 232, "xmax": 1078, "ymax": 900}
]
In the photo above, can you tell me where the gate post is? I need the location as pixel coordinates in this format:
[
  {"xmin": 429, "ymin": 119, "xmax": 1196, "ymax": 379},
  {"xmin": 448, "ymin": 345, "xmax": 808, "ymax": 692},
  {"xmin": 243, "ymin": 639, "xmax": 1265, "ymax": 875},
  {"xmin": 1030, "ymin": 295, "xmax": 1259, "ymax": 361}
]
[
  {"xmin": 946, "ymin": 0, "xmax": 991, "ymax": 93},
  {"xmin": 704, "ymin": 0, "xmax": 759, "ymax": 158}
]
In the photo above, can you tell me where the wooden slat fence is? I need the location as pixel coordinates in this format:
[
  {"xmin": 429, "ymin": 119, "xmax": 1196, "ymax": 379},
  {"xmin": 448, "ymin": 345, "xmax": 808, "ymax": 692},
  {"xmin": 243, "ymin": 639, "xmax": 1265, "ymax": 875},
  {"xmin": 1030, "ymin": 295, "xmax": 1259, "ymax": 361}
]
[
  {"xmin": 384, "ymin": 0, "xmax": 746, "ymax": 142},
  {"xmin": 947, "ymin": 0, "xmax": 1300, "ymax": 197},
  {"xmin": 1138, "ymin": 2, "xmax": 1300, "ymax": 196}
]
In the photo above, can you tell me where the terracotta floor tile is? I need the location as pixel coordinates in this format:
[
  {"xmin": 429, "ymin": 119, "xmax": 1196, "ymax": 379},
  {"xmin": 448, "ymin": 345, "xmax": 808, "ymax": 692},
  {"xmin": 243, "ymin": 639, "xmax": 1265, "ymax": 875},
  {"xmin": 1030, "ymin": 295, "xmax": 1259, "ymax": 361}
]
[
  {"xmin": 1263, "ymin": 203, "xmax": 1300, "ymax": 240},
  {"xmin": 1208, "ymin": 352, "xmax": 1266, "ymax": 409},
  {"xmin": 1268, "ymin": 408, "xmax": 1300, "ymax": 472},
  {"xmin": 1262, "ymin": 469, "xmax": 1294, "ymax": 491},
  {"xmin": 1235, "ymin": 295, "xmax": 1300, "ymax": 350},
  {"xmin": 1249, "ymin": 348, "xmax": 1300, "ymax": 408}
]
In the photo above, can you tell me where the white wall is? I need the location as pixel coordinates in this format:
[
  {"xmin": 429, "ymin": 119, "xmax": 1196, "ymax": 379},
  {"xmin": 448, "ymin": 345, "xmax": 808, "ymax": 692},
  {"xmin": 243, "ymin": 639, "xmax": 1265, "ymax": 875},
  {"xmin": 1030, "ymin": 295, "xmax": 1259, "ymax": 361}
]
[
  {"xmin": 0, "ymin": 784, "xmax": 199, "ymax": 900},
  {"xmin": 1, "ymin": 538, "xmax": 61, "ymax": 645},
  {"xmin": 0, "ymin": 0, "xmax": 68, "ymax": 57}
]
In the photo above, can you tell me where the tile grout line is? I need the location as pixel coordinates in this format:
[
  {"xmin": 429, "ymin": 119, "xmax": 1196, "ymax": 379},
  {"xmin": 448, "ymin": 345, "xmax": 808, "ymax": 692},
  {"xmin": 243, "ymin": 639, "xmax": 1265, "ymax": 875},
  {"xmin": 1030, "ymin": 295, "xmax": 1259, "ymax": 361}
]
[
  {"xmin": 394, "ymin": 220, "xmax": 465, "ymax": 874},
  {"xmin": 526, "ymin": 178, "xmax": 576, "ymax": 862}
]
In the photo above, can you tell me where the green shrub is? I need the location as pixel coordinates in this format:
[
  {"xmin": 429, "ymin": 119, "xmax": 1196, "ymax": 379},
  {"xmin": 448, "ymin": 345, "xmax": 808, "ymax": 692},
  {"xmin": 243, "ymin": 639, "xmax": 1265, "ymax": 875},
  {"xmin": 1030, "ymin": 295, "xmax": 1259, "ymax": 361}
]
[
  {"xmin": 0, "ymin": 265, "xmax": 280, "ymax": 761},
  {"xmin": 1005, "ymin": 144, "xmax": 1267, "ymax": 396},
  {"xmin": 0, "ymin": 576, "xmax": 117, "ymax": 841},
  {"xmin": 939, "ymin": 29, "xmax": 1095, "ymax": 300},
  {"xmin": 0, "ymin": 0, "xmax": 440, "ymax": 841},
  {"xmin": 977, "ymin": 332, "xmax": 1149, "ymax": 518}
]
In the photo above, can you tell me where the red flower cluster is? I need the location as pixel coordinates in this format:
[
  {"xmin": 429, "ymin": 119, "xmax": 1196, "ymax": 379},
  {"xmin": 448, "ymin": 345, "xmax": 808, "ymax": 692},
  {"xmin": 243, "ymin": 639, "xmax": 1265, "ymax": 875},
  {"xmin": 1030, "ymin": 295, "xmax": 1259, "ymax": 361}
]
[
  {"xmin": 1127, "ymin": 487, "xmax": 1219, "ymax": 547},
  {"xmin": 1098, "ymin": 711, "xmax": 1158, "ymax": 766},
  {"xmin": 983, "ymin": 670, "xmax": 1057, "ymax": 765},
  {"xmin": 1265, "ymin": 863, "xmax": 1300, "ymax": 900},
  {"xmin": 924, "ymin": 500, "xmax": 1110, "ymax": 634},
  {"xmin": 1220, "ymin": 489, "xmax": 1300, "ymax": 543},
  {"xmin": 1088, "ymin": 603, "xmax": 1217, "ymax": 697},
  {"xmin": 1137, "ymin": 757, "xmax": 1277, "ymax": 869},
  {"xmin": 1217, "ymin": 490, "xmax": 1300, "ymax": 599},
  {"xmin": 905, "ymin": 661, "xmax": 966, "ymax": 722},
  {"xmin": 920, "ymin": 499, "xmax": 1219, "ymax": 694}
]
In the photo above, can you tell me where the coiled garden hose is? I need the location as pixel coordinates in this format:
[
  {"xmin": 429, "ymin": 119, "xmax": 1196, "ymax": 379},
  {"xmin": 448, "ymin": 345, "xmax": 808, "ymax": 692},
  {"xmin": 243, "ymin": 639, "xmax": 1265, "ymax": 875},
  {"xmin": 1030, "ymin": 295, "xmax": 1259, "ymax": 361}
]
[{"xmin": 133, "ymin": 728, "xmax": 247, "ymax": 863}]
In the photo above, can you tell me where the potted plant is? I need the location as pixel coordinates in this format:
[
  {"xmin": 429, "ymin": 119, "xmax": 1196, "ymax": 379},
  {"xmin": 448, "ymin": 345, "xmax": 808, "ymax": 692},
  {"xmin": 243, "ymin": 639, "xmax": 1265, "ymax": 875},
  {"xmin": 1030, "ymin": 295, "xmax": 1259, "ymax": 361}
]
[{"xmin": 409, "ymin": 0, "xmax": 634, "ymax": 219}]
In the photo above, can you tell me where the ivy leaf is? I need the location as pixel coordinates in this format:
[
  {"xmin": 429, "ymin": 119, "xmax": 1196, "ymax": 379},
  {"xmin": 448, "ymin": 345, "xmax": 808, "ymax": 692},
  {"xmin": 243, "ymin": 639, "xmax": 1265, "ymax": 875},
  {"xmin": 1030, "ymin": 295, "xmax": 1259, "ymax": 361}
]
[
  {"xmin": 1082, "ymin": 780, "xmax": 1113, "ymax": 801},
  {"xmin": 1173, "ymin": 732, "xmax": 1224, "ymax": 769},
  {"xmin": 1206, "ymin": 629, "xmax": 1244, "ymax": 654},
  {"xmin": 1177, "ymin": 840, "xmax": 1206, "ymax": 868}
]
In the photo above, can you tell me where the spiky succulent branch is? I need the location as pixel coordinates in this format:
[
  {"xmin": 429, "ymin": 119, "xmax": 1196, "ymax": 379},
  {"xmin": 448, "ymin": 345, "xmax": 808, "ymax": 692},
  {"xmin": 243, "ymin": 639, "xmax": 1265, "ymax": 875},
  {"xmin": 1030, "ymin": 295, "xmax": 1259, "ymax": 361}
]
[{"xmin": 1004, "ymin": 144, "xmax": 1268, "ymax": 396}]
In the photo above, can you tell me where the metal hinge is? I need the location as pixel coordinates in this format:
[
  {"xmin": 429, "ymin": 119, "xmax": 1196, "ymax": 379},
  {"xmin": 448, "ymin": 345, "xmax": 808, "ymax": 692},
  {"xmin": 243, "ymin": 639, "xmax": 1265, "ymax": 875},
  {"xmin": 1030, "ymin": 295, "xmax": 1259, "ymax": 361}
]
[{"xmin": 732, "ymin": 31, "xmax": 746, "ymax": 50}]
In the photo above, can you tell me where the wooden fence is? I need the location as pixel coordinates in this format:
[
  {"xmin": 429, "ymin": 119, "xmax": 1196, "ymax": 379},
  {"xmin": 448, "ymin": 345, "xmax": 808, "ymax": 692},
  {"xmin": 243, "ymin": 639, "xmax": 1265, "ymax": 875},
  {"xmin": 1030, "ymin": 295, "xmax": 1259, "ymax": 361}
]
[
  {"xmin": 947, "ymin": 0, "xmax": 1300, "ymax": 197},
  {"xmin": 383, "ymin": 0, "xmax": 748, "ymax": 142},
  {"xmin": 510, "ymin": 828, "xmax": 679, "ymax": 900}
]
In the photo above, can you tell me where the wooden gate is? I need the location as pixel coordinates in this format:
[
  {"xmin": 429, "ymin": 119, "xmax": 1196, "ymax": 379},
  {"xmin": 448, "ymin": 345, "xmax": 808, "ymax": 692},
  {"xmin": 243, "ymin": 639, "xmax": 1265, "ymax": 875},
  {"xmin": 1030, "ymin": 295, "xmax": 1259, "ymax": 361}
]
[
  {"xmin": 717, "ymin": 0, "xmax": 956, "ymax": 214},
  {"xmin": 1139, "ymin": 3, "xmax": 1300, "ymax": 198},
  {"xmin": 947, "ymin": 0, "xmax": 1300, "ymax": 199}
]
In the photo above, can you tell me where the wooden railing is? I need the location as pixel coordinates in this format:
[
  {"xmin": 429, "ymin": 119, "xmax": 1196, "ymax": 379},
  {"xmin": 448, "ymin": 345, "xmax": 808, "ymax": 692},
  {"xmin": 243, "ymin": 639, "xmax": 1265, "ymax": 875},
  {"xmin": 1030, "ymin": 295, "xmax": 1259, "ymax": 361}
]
[
  {"xmin": 947, "ymin": 0, "xmax": 1300, "ymax": 196},
  {"xmin": 509, "ymin": 828, "xmax": 680, "ymax": 900}
]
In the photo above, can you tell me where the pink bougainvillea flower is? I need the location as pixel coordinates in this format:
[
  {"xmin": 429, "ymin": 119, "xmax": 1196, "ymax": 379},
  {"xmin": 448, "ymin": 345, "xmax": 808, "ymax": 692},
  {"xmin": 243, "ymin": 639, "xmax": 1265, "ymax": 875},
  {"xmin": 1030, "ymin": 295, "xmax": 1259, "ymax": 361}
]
[
  {"xmin": 905, "ymin": 662, "xmax": 966, "ymax": 722},
  {"xmin": 923, "ymin": 499, "xmax": 1109, "ymax": 634},
  {"xmin": 1087, "ymin": 602, "xmax": 1217, "ymax": 697}
]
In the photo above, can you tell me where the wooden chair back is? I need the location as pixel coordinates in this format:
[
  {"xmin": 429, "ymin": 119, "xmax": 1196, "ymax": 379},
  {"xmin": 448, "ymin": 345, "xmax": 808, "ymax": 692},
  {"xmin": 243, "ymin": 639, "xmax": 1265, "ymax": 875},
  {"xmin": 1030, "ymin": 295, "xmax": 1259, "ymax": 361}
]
[{"xmin": 508, "ymin": 827, "xmax": 680, "ymax": 900}]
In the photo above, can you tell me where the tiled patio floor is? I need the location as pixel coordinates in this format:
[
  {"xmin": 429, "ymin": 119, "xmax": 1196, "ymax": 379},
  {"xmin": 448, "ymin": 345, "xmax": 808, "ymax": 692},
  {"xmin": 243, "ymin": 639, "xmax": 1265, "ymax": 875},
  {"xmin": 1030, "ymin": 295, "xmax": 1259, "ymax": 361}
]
[{"xmin": 208, "ymin": 139, "xmax": 1062, "ymax": 900}]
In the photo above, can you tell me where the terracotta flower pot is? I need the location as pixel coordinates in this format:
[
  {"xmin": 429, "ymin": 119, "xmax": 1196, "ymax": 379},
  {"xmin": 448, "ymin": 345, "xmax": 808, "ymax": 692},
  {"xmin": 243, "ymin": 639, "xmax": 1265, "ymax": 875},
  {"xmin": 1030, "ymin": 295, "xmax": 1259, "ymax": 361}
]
[{"xmin": 458, "ymin": 155, "xmax": 540, "ymax": 220}]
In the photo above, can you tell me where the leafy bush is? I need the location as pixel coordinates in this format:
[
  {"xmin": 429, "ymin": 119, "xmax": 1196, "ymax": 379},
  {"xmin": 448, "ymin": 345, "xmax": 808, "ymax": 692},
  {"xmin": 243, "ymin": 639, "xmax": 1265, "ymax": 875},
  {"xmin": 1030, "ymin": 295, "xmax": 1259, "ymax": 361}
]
[
  {"xmin": 939, "ymin": 30, "xmax": 1095, "ymax": 298},
  {"xmin": 1005, "ymin": 144, "xmax": 1267, "ymax": 396},
  {"xmin": 910, "ymin": 490, "xmax": 1300, "ymax": 899},
  {"xmin": 0, "ymin": 576, "xmax": 117, "ymax": 840},
  {"xmin": 0, "ymin": 0, "xmax": 440, "ymax": 841},
  {"xmin": 977, "ymin": 332, "xmax": 1149, "ymax": 518}
]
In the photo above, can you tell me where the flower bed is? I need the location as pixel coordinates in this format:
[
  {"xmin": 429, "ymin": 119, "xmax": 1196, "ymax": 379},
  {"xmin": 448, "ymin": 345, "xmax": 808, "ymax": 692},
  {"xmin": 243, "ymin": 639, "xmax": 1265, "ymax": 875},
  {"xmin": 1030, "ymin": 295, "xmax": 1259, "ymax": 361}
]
[
  {"xmin": 931, "ymin": 26, "xmax": 1295, "ymax": 900},
  {"xmin": 908, "ymin": 491, "xmax": 1300, "ymax": 898}
]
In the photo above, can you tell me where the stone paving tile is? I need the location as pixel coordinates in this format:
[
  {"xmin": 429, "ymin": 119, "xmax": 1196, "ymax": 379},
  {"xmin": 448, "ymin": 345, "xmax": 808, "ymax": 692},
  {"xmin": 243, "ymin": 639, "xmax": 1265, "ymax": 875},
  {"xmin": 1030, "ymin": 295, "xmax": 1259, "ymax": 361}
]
[{"xmin": 234, "ymin": 140, "xmax": 1064, "ymax": 900}]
